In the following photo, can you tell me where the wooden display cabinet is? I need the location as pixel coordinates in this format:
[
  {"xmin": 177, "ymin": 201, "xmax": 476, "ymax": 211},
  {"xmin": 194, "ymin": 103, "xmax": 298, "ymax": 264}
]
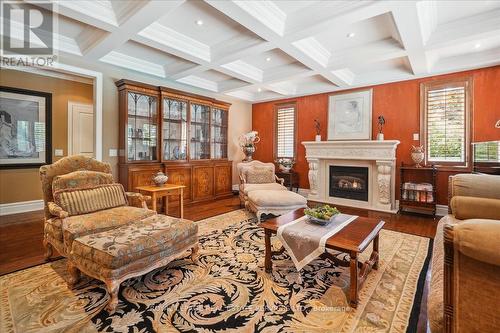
[{"xmin": 116, "ymin": 80, "xmax": 233, "ymax": 207}]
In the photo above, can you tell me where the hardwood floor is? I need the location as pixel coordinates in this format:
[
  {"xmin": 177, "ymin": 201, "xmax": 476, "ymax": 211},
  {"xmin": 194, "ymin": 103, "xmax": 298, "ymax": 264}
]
[
  {"xmin": 0, "ymin": 196, "xmax": 437, "ymax": 275},
  {"xmin": 0, "ymin": 195, "xmax": 243, "ymax": 275},
  {"xmin": 0, "ymin": 195, "xmax": 436, "ymax": 332}
]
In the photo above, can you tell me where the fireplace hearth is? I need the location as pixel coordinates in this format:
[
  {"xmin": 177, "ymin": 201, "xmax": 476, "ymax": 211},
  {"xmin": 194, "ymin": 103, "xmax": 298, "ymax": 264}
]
[{"xmin": 329, "ymin": 165, "xmax": 369, "ymax": 201}]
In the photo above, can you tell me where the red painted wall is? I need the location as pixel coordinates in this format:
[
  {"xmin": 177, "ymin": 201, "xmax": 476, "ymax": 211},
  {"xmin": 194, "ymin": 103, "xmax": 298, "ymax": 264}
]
[{"xmin": 252, "ymin": 66, "xmax": 500, "ymax": 205}]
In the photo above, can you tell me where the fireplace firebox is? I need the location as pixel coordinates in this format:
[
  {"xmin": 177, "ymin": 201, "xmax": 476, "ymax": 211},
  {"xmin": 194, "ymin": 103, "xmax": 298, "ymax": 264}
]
[{"xmin": 329, "ymin": 166, "xmax": 369, "ymax": 201}]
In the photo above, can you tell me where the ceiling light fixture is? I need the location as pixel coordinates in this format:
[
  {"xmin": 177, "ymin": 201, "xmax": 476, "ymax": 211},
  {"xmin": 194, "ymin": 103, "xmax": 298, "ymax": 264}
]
[
  {"xmin": 347, "ymin": 32, "xmax": 356, "ymax": 38},
  {"xmin": 474, "ymin": 43, "xmax": 481, "ymax": 49},
  {"xmin": 257, "ymin": 88, "xmax": 262, "ymax": 92},
  {"xmin": 266, "ymin": 57, "xmax": 271, "ymax": 62},
  {"xmin": 195, "ymin": 19, "xmax": 203, "ymax": 26}
]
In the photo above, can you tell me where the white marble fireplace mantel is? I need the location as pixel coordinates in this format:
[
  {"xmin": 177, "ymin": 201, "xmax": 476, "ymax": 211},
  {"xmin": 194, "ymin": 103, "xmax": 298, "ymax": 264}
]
[{"xmin": 302, "ymin": 140, "xmax": 400, "ymax": 213}]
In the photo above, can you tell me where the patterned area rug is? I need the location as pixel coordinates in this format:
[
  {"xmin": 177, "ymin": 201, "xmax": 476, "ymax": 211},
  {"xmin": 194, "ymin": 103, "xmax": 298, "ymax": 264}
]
[{"xmin": 0, "ymin": 210, "xmax": 431, "ymax": 333}]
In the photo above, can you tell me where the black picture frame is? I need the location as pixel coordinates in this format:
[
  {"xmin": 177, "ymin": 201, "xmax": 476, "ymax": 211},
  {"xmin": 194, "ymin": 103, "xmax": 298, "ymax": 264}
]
[{"xmin": 0, "ymin": 86, "xmax": 52, "ymax": 169}]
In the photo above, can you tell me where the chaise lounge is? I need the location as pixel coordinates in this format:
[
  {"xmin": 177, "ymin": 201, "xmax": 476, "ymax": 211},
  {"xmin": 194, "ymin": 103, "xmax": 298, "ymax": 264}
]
[{"xmin": 237, "ymin": 160, "xmax": 307, "ymax": 222}]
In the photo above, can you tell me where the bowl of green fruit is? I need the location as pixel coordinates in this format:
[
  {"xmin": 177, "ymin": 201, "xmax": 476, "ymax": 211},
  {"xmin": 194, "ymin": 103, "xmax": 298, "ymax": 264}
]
[{"xmin": 304, "ymin": 205, "xmax": 340, "ymax": 225}]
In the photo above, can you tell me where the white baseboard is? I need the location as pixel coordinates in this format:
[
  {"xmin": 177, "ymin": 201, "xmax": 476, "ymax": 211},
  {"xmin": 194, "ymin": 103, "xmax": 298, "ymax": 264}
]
[
  {"xmin": 297, "ymin": 188, "xmax": 310, "ymax": 197},
  {"xmin": 0, "ymin": 199, "xmax": 44, "ymax": 216},
  {"xmin": 436, "ymin": 204, "xmax": 448, "ymax": 217}
]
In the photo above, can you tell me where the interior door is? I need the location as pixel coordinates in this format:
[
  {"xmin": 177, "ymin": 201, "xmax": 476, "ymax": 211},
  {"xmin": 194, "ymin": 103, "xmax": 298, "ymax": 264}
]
[{"xmin": 68, "ymin": 102, "xmax": 94, "ymax": 157}]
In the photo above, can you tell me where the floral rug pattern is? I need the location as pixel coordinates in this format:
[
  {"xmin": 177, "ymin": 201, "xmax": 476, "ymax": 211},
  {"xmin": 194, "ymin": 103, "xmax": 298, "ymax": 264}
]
[{"xmin": 0, "ymin": 210, "xmax": 430, "ymax": 333}]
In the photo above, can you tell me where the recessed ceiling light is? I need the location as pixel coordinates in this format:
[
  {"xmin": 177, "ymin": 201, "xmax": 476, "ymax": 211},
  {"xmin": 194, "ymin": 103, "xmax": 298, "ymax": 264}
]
[
  {"xmin": 266, "ymin": 57, "xmax": 271, "ymax": 62},
  {"xmin": 257, "ymin": 88, "xmax": 262, "ymax": 92},
  {"xmin": 474, "ymin": 43, "xmax": 481, "ymax": 49},
  {"xmin": 347, "ymin": 32, "xmax": 356, "ymax": 38},
  {"xmin": 195, "ymin": 19, "xmax": 203, "ymax": 26}
]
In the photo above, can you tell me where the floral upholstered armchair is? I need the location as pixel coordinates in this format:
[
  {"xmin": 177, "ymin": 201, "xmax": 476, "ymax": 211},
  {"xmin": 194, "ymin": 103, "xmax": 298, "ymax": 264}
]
[{"xmin": 40, "ymin": 155, "xmax": 152, "ymax": 260}]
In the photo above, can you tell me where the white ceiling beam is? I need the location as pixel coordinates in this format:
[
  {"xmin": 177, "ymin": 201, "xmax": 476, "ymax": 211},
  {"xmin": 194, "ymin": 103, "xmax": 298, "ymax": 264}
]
[
  {"xmin": 391, "ymin": 2, "xmax": 429, "ymax": 75},
  {"xmin": 211, "ymin": 40, "xmax": 275, "ymax": 66},
  {"xmin": 83, "ymin": 1, "xmax": 185, "ymax": 60},
  {"xmin": 204, "ymin": 0, "xmax": 350, "ymax": 87},
  {"xmin": 426, "ymin": 8, "xmax": 500, "ymax": 50},
  {"xmin": 431, "ymin": 46, "xmax": 500, "ymax": 72},
  {"xmin": 283, "ymin": 1, "xmax": 391, "ymax": 43},
  {"xmin": 328, "ymin": 38, "xmax": 406, "ymax": 70},
  {"xmin": 168, "ymin": 65, "xmax": 209, "ymax": 81}
]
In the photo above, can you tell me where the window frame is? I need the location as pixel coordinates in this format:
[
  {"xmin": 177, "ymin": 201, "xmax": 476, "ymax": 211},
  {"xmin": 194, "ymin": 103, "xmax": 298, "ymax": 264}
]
[
  {"xmin": 420, "ymin": 77, "xmax": 473, "ymax": 170},
  {"xmin": 274, "ymin": 102, "xmax": 297, "ymax": 160}
]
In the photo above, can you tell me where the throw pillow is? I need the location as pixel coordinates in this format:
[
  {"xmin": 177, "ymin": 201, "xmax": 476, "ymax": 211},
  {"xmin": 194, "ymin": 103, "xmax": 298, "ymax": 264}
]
[
  {"xmin": 54, "ymin": 183, "xmax": 128, "ymax": 216},
  {"xmin": 245, "ymin": 168, "xmax": 275, "ymax": 184},
  {"xmin": 53, "ymin": 170, "xmax": 114, "ymax": 193}
]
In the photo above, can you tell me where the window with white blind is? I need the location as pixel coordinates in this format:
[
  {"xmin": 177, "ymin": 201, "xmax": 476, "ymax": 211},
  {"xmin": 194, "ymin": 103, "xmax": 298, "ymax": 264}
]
[
  {"xmin": 275, "ymin": 104, "xmax": 296, "ymax": 158},
  {"xmin": 421, "ymin": 78, "xmax": 471, "ymax": 166}
]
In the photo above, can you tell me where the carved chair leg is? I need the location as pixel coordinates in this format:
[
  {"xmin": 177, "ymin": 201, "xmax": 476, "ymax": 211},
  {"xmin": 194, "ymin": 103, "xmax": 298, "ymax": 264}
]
[
  {"xmin": 191, "ymin": 244, "xmax": 200, "ymax": 263},
  {"xmin": 105, "ymin": 281, "xmax": 120, "ymax": 313},
  {"xmin": 43, "ymin": 238, "xmax": 53, "ymax": 261},
  {"xmin": 67, "ymin": 261, "xmax": 80, "ymax": 288}
]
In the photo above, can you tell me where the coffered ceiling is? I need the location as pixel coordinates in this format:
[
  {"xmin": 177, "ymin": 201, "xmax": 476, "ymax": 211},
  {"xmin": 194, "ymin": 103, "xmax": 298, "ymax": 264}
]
[{"xmin": 8, "ymin": 0, "xmax": 500, "ymax": 102}]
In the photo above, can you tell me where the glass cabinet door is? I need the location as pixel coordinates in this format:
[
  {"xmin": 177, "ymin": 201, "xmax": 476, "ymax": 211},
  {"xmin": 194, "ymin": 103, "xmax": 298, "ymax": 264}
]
[
  {"xmin": 211, "ymin": 108, "xmax": 228, "ymax": 159},
  {"xmin": 127, "ymin": 92, "xmax": 157, "ymax": 161},
  {"xmin": 190, "ymin": 103, "xmax": 210, "ymax": 160},
  {"xmin": 162, "ymin": 98, "xmax": 187, "ymax": 161}
]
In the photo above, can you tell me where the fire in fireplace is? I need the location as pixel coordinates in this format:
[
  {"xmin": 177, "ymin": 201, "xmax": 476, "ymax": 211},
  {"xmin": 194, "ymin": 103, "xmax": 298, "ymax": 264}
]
[{"xmin": 329, "ymin": 165, "xmax": 369, "ymax": 201}]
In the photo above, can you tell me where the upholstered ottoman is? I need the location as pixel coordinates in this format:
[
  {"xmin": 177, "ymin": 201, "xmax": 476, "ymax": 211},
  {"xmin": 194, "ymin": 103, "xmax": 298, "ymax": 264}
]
[
  {"xmin": 68, "ymin": 214, "xmax": 199, "ymax": 312},
  {"xmin": 246, "ymin": 189, "xmax": 308, "ymax": 222}
]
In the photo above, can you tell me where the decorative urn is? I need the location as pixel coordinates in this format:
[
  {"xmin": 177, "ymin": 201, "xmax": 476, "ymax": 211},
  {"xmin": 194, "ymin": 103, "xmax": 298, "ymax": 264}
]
[
  {"xmin": 152, "ymin": 170, "xmax": 168, "ymax": 186},
  {"xmin": 411, "ymin": 145, "xmax": 425, "ymax": 168},
  {"xmin": 242, "ymin": 145, "xmax": 256, "ymax": 162}
]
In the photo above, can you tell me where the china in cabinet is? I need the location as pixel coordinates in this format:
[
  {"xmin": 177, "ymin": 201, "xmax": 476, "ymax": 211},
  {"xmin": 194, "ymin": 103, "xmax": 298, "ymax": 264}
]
[{"xmin": 116, "ymin": 80, "xmax": 232, "ymax": 207}]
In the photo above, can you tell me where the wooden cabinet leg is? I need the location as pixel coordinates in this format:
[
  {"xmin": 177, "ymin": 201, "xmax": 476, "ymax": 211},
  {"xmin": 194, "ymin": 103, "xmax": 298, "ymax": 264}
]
[
  {"xmin": 105, "ymin": 281, "xmax": 120, "ymax": 313},
  {"xmin": 180, "ymin": 188, "xmax": 184, "ymax": 219},
  {"xmin": 67, "ymin": 261, "xmax": 80, "ymax": 287},
  {"xmin": 151, "ymin": 193, "xmax": 157, "ymax": 213},
  {"xmin": 264, "ymin": 230, "xmax": 272, "ymax": 273},
  {"xmin": 191, "ymin": 244, "xmax": 199, "ymax": 262},
  {"xmin": 162, "ymin": 195, "xmax": 168, "ymax": 215},
  {"xmin": 43, "ymin": 238, "xmax": 53, "ymax": 260},
  {"xmin": 349, "ymin": 252, "xmax": 359, "ymax": 308},
  {"xmin": 373, "ymin": 235, "xmax": 379, "ymax": 270}
]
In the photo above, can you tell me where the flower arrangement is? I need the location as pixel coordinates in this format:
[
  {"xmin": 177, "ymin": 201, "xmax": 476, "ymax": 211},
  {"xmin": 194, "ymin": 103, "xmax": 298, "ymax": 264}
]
[
  {"xmin": 239, "ymin": 131, "xmax": 260, "ymax": 161},
  {"xmin": 238, "ymin": 131, "xmax": 260, "ymax": 148},
  {"xmin": 276, "ymin": 157, "xmax": 295, "ymax": 171}
]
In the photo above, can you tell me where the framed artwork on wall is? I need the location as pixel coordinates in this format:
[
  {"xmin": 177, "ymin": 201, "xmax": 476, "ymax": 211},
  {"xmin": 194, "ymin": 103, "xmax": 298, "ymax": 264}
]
[
  {"xmin": 327, "ymin": 89, "xmax": 372, "ymax": 140},
  {"xmin": 0, "ymin": 86, "xmax": 52, "ymax": 169}
]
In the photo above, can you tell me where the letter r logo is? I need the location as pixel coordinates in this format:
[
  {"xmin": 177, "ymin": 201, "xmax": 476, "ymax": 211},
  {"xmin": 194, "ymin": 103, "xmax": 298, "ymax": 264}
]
[{"xmin": 1, "ymin": 1, "xmax": 54, "ymax": 55}]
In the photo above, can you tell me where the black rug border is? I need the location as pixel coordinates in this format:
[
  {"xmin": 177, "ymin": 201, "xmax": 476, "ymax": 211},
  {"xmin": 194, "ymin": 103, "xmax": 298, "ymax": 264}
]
[{"xmin": 406, "ymin": 238, "xmax": 434, "ymax": 333}]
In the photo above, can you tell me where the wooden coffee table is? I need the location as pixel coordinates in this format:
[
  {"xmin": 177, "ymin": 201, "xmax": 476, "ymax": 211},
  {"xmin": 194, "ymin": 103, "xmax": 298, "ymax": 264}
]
[{"xmin": 260, "ymin": 208, "xmax": 385, "ymax": 308}]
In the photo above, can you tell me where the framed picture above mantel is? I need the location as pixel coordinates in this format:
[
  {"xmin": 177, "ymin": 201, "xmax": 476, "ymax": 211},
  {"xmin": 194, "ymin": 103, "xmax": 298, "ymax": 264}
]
[
  {"xmin": 327, "ymin": 89, "xmax": 372, "ymax": 141},
  {"xmin": 0, "ymin": 86, "xmax": 52, "ymax": 169}
]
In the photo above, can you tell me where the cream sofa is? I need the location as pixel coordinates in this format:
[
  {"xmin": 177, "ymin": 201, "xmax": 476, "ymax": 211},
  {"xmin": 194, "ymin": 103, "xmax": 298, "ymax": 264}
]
[{"xmin": 428, "ymin": 173, "xmax": 500, "ymax": 332}]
